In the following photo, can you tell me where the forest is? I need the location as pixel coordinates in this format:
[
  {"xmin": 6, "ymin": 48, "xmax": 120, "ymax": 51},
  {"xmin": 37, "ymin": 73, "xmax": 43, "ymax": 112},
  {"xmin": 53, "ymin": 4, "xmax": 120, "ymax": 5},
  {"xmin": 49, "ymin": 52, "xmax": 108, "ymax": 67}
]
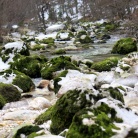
[{"xmin": 0, "ymin": 0, "xmax": 138, "ymax": 37}]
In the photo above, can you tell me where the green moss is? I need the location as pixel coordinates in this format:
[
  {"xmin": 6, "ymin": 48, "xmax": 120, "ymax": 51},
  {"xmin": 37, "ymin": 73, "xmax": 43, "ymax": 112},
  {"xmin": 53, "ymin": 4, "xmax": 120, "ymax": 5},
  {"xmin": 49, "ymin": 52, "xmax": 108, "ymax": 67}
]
[
  {"xmin": 28, "ymin": 132, "xmax": 44, "ymax": 138},
  {"xmin": 120, "ymin": 64, "xmax": 130, "ymax": 71},
  {"xmin": 105, "ymin": 24, "xmax": 116, "ymax": 31},
  {"xmin": 91, "ymin": 57, "xmax": 119, "ymax": 72},
  {"xmin": 13, "ymin": 125, "xmax": 42, "ymax": 138},
  {"xmin": 50, "ymin": 90, "xmax": 90, "ymax": 134},
  {"xmin": 111, "ymin": 38, "xmax": 137, "ymax": 54},
  {"xmin": 35, "ymin": 106, "xmax": 54, "ymax": 125},
  {"xmin": 0, "ymin": 69, "xmax": 35, "ymax": 92},
  {"xmin": 1, "ymin": 54, "xmax": 10, "ymax": 62},
  {"xmin": 40, "ymin": 37, "xmax": 54, "ymax": 44},
  {"xmin": 104, "ymin": 87, "xmax": 124, "ymax": 103},
  {"xmin": 0, "ymin": 94, "xmax": 6, "ymax": 109},
  {"xmin": 0, "ymin": 82, "xmax": 21, "ymax": 103},
  {"xmin": 41, "ymin": 56, "xmax": 79, "ymax": 79},
  {"xmin": 35, "ymin": 89, "xmax": 106, "ymax": 135},
  {"xmin": 66, "ymin": 105, "xmax": 120, "ymax": 138},
  {"xmin": 31, "ymin": 44, "xmax": 45, "ymax": 51},
  {"xmin": 10, "ymin": 54, "xmax": 47, "ymax": 78},
  {"xmin": 52, "ymin": 49, "xmax": 66, "ymax": 55},
  {"xmin": 12, "ymin": 71, "xmax": 35, "ymax": 92},
  {"xmin": 54, "ymin": 70, "xmax": 68, "ymax": 94}
]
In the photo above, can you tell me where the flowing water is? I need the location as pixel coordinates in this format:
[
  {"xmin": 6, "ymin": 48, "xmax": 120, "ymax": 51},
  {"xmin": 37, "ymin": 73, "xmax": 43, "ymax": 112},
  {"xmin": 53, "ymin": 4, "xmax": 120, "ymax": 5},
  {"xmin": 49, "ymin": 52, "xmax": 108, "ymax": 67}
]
[{"xmin": 35, "ymin": 35, "xmax": 125, "ymax": 62}]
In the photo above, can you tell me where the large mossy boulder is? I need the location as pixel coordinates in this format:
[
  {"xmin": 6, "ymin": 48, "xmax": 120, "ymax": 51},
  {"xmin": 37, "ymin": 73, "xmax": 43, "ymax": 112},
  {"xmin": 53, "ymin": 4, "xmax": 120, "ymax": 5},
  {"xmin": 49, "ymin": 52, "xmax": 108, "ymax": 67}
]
[
  {"xmin": 35, "ymin": 89, "xmax": 103, "ymax": 135},
  {"xmin": 66, "ymin": 103, "xmax": 121, "ymax": 138},
  {"xmin": 0, "ymin": 82, "xmax": 21, "ymax": 103},
  {"xmin": 10, "ymin": 54, "xmax": 48, "ymax": 78},
  {"xmin": 111, "ymin": 38, "xmax": 137, "ymax": 54},
  {"xmin": 91, "ymin": 57, "xmax": 119, "ymax": 72},
  {"xmin": 41, "ymin": 56, "xmax": 79, "ymax": 80},
  {"xmin": 0, "ymin": 69, "xmax": 35, "ymax": 92}
]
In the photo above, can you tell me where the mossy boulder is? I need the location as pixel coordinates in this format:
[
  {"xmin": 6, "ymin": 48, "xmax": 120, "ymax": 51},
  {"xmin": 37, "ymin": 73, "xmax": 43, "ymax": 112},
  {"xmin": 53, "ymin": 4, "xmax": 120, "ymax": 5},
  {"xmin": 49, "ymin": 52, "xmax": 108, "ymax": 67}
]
[
  {"xmin": 79, "ymin": 35, "xmax": 93, "ymax": 44},
  {"xmin": 0, "ymin": 69, "xmax": 35, "ymax": 92},
  {"xmin": 66, "ymin": 103, "xmax": 121, "ymax": 138},
  {"xmin": 31, "ymin": 44, "xmax": 45, "ymax": 51},
  {"xmin": 0, "ymin": 41, "xmax": 30, "ymax": 63},
  {"xmin": 40, "ymin": 37, "xmax": 54, "ymax": 45},
  {"xmin": 10, "ymin": 54, "xmax": 48, "ymax": 78},
  {"xmin": 0, "ymin": 82, "xmax": 21, "ymax": 103},
  {"xmin": 111, "ymin": 38, "xmax": 137, "ymax": 54},
  {"xmin": 35, "ymin": 89, "xmax": 103, "ymax": 135},
  {"xmin": 91, "ymin": 57, "xmax": 119, "ymax": 72},
  {"xmin": 13, "ymin": 125, "xmax": 42, "ymax": 138},
  {"xmin": 35, "ymin": 106, "xmax": 54, "ymax": 125},
  {"xmin": 75, "ymin": 30, "xmax": 93, "ymax": 44},
  {"xmin": 1, "ymin": 41, "xmax": 30, "ymax": 56},
  {"xmin": 56, "ymin": 30, "xmax": 74, "ymax": 41},
  {"xmin": 52, "ymin": 49, "xmax": 66, "ymax": 55},
  {"xmin": 41, "ymin": 56, "xmax": 79, "ymax": 80}
]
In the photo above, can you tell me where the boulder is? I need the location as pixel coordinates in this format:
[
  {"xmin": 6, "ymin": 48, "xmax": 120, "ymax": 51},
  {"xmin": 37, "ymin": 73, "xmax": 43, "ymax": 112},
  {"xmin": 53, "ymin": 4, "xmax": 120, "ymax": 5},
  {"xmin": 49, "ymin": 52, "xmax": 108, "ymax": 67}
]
[
  {"xmin": 10, "ymin": 54, "xmax": 48, "ymax": 78},
  {"xmin": 0, "ymin": 69, "xmax": 35, "ymax": 92},
  {"xmin": 0, "ymin": 82, "xmax": 21, "ymax": 103},
  {"xmin": 91, "ymin": 57, "xmax": 119, "ymax": 72},
  {"xmin": 37, "ymin": 80, "xmax": 50, "ymax": 89},
  {"xmin": 41, "ymin": 56, "xmax": 79, "ymax": 80},
  {"xmin": 111, "ymin": 38, "xmax": 137, "ymax": 54}
]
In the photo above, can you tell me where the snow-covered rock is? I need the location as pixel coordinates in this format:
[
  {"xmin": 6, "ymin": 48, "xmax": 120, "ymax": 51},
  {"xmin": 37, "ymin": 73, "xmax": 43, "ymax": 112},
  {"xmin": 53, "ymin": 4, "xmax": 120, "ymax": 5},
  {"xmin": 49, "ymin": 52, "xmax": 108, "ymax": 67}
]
[{"xmin": 57, "ymin": 70, "xmax": 97, "ymax": 96}]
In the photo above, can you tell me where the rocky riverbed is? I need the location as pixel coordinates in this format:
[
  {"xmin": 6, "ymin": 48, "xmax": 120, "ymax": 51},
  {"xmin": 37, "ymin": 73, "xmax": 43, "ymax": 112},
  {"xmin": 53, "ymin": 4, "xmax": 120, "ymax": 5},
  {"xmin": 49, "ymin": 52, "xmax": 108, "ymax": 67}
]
[{"xmin": 0, "ymin": 20, "xmax": 138, "ymax": 138}]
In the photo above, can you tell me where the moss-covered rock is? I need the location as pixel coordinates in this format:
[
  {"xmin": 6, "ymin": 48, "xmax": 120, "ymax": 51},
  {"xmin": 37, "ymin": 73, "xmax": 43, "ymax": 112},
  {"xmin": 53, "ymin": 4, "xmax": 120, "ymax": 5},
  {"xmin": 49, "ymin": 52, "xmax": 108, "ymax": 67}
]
[
  {"xmin": 56, "ymin": 30, "xmax": 74, "ymax": 41},
  {"xmin": 52, "ymin": 49, "xmax": 66, "ymax": 55},
  {"xmin": 79, "ymin": 35, "xmax": 93, "ymax": 44},
  {"xmin": 101, "ymin": 87, "xmax": 124, "ymax": 103},
  {"xmin": 91, "ymin": 57, "xmax": 119, "ymax": 72},
  {"xmin": 10, "ymin": 54, "xmax": 48, "ymax": 78},
  {"xmin": 12, "ymin": 71, "xmax": 35, "ymax": 92},
  {"xmin": 0, "ymin": 94, "xmax": 6, "ymax": 109},
  {"xmin": 2, "ymin": 41, "xmax": 30, "ymax": 56},
  {"xmin": 35, "ymin": 89, "xmax": 103, "ymax": 135},
  {"xmin": 111, "ymin": 38, "xmax": 137, "ymax": 54},
  {"xmin": 13, "ymin": 125, "xmax": 42, "ymax": 138},
  {"xmin": 0, "ymin": 69, "xmax": 35, "ymax": 92},
  {"xmin": 0, "ymin": 82, "xmax": 21, "ymax": 103},
  {"xmin": 77, "ymin": 31, "xmax": 88, "ymax": 38},
  {"xmin": 41, "ymin": 56, "xmax": 79, "ymax": 80},
  {"xmin": 0, "ymin": 41, "xmax": 30, "ymax": 63},
  {"xmin": 40, "ymin": 37, "xmax": 54, "ymax": 44},
  {"xmin": 35, "ymin": 106, "xmax": 54, "ymax": 125},
  {"xmin": 66, "ymin": 103, "xmax": 121, "ymax": 138},
  {"xmin": 31, "ymin": 44, "xmax": 45, "ymax": 51}
]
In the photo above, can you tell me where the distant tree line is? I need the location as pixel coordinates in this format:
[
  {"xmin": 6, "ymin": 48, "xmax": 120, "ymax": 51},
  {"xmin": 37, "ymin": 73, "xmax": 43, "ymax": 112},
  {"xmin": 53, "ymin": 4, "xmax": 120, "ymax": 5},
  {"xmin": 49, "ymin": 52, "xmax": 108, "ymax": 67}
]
[{"xmin": 0, "ymin": 0, "xmax": 138, "ymax": 35}]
